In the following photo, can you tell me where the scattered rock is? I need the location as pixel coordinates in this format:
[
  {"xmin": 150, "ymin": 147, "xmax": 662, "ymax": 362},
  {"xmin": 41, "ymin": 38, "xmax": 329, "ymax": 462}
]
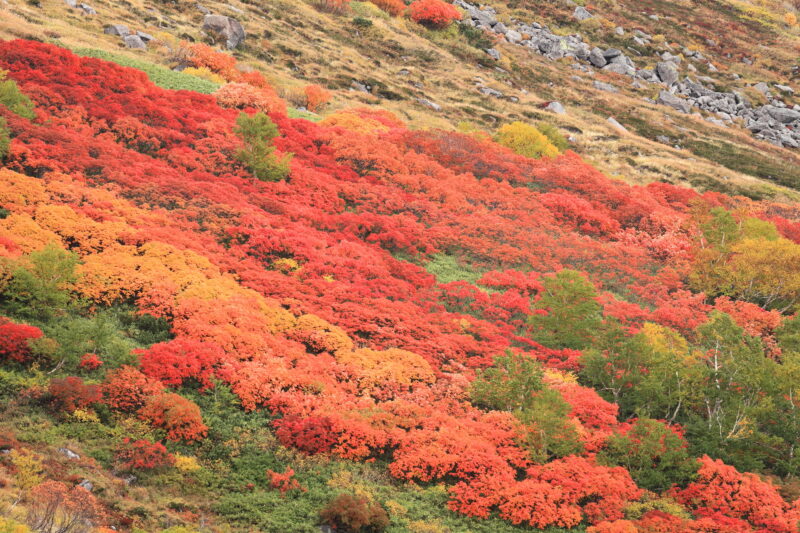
[
  {"xmin": 416, "ymin": 98, "xmax": 441, "ymax": 111},
  {"xmin": 546, "ymin": 101, "xmax": 566, "ymax": 114},
  {"xmin": 764, "ymin": 105, "xmax": 800, "ymax": 124},
  {"xmin": 775, "ymin": 84, "xmax": 794, "ymax": 95},
  {"xmin": 589, "ymin": 47, "xmax": 607, "ymax": 68},
  {"xmin": 136, "ymin": 31, "xmax": 154, "ymax": 42},
  {"xmin": 104, "ymin": 24, "xmax": 129, "ymax": 36},
  {"xmin": 505, "ymin": 30, "xmax": 522, "ymax": 44},
  {"xmin": 573, "ymin": 6, "xmax": 593, "ymax": 21},
  {"xmin": 485, "ymin": 48, "xmax": 501, "ymax": 61},
  {"xmin": 657, "ymin": 90, "xmax": 691, "ymax": 113},
  {"xmin": 614, "ymin": 26, "xmax": 624, "ymax": 36},
  {"xmin": 123, "ymin": 35, "xmax": 147, "ymax": 49},
  {"xmin": 656, "ymin": 61, "xmax": 679, "ymax": 86},
  {"xmin": 753, "ymin": 82, "xmax": 770, "ymax": 95},
  {"xmin": 478, "ymin": 86, "xmax": 504, "ymax": 98},
  {"xmin": 607, "ymin": 117, "xmax": 628, "ymax": 133},
  {"xmin": 78, "ymin": 480, "xmax": 94, "ymax": 492},
  {"xmin": 594, "ymin": 81, "xmax": 618, "ymax": 93},
  {"xmin": 202, "ymin": 14, "xmax": 245, "ymax": 49},
  {"xmin": 58, "ymin": 448, "xmax": 80, "ymax": 460},
  {"xmin": 196, "ymin": 3, "xmax": 211, "ymax": 14}
]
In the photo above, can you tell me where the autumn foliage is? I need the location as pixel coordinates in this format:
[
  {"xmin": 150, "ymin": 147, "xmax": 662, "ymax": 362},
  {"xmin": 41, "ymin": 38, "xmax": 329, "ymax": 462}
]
[
  {"xmin": 409, "ymin": 0, "xmax": 463, "ymax": 28},
  {"xmin": 4, "ymin": 39, "xmax": 800, "ymax": 532}
]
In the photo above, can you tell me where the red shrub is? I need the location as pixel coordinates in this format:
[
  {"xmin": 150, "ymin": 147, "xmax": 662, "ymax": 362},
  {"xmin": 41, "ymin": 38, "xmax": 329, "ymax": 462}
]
[
  {"xmin": 138, "ymin": 337, "xmax": 224, "ymax": 389},
  {"xmin": 304, "ymin": 84, "xmax": 332, "ymax": 113},
  {"xmin": 102, "ymin": 366, "xmax": 164, "ymax": 413},
  {"xmin": 0, "ymin": 318, "xmax": 43, "ymax": 364},
  {"xmin": 48, "ymin": 376, "xmax": 102, "ymax": 413},
  {"xmin": 274, "ymin": 415, "xmax": 337, "ymax": 455},
  {"xmin": 409, "ymin": 0, "xmax": 462, "ymax": 28},
  {"xmin": 79, "ymin": 353, "xmax": 103, "ymax": 371},
  {"xmin": 115, "ymin": 438, "xmax": 175, "ymax": 471},
  {"xmin": 267, "ymin": 467, "xmax": 306, "ymax": 495},
  {"xmin": 369, "ymin": 0, "xmax": 405, "ymax": 16}
]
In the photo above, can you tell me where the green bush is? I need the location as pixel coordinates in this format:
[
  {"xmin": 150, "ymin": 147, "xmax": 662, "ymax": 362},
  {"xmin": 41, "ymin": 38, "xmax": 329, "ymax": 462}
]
[
  {"xmin": 72, "ymin": 48, "xmax": 221, "ymax": 94},
  {"xmin": 537, "ymin": 122, "xmax": 569, "ymax": 152},
  {"xmin": 320, "ymin": 493, "xmax": 389, "ymax": 533},
  {"xmin": 0, "ymin": 70, "xmax": 35, "ymax": 119},
  {"xmin": 0, "ymin": 117, "xmax": 9, "ymax": 160},
  {"xmin": 235, "ymin": 112, "xmax": 293, "ymax": 181},
  {"xmin": 3, "ymin": 244, "xmax": 79, "ymax": 320}
]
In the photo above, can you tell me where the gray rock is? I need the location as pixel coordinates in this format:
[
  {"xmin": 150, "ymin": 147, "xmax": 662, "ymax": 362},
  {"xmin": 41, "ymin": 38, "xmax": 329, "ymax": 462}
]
[
  {"xmin": 64, "ymin": 0, "xmax": 77, "ymax": 7},
  {"xmin": 58, "ymin": 448, "xmax": 80, "ymax": 460},
  {"xmin": 753, "ymin": 82, "xmax": 770, "ymax": 95},
  {"xmin": 202, "ymin": 14, "xmax": 245, "ymax": 49},
  {"xmin": 603, "ymin": 62, "xmax": 634, "ymax": 76},
  {"xmin": 136, "ymin": 31, "xmax": 154, "ymax": 42},
  {"xmin": 573, "ymin": 6, "xmax": 593, "ymax": 20},
  {"xmin": 493, "ymin": 22, "xmax": 508, "ymax": 34},
  {"xmin": 657, "ymin": 90, "xmax": 691, "ymax": 113},
  {"xmin": 707, "ymin": 62, "xmax": 718, "ymax": 72},
  {"xmin": 78, "ymin": 479, "xmax": 93, "ymax": 492},
  {"xmin": 775, "ymin": 84, "xmax": 795, "ymax": 95},
  {"xmin": 546, "ymin": 101, "xmax": 566, "ymax": 114},
  {"xmin": 607, "ymin": 117, "xmax": 628, "ymax": 132},
  {"xmin": 656, "ymin": 135, "xmax": 671, "ymax": 143},
  {"xmin": 589, "ymin": 47, "xmax": 607, "ymax": 68},
  {"xmin": 632, "ymin": 36, "xmax": 647, "ymax": 46},
  {"xmin": 614, "ymin": 26, "xmax": 625, "ymax": 36},
  {"xmin": 505, "ymin": 30, "xmax": 522, "ymax": 44},
  {"xmin": 77, "ymin": 3, "xmax": 95, "ymax": 15},
  {"xmin": 416, "ymin": 98, "xmax": 441, "ymax": 111},
  {"xmin": 594, "ymin": 81, "xmax": 618, "ymax": 93},
  {"xmin": 104, "ymin": 24, "xmax": 129, "ymax": 36},
  {"xmin": 123, "ymin": 35, "xmax": 147, "ymax": 49},
  {"xmin": 706, "ymin": 38, "xmax": 717, "ymax": 47},
  {"xmin": 196, "ymin": 3, "xmax": 210, "ymax": 14},
  {"xmin": 656, "ymin": 61, "xmax": 679, "ymax": 86},
  {"xmin": 485, "ymin": 48, "xmax": 500, "ymax": 61},
  {"xmin": 764, "ymin": 105, "xmax": 800, "ymax": 124},
  {"xmin": 478, "ymin": 86, "xmax": 504, "ymax": 98},
  {"xmin": 603, "ymin": 48, "xmax": 623, "ymax": 59},
  {"xmin": 649, "ymin": 14, "xmax": 660, "ymax": 21}
]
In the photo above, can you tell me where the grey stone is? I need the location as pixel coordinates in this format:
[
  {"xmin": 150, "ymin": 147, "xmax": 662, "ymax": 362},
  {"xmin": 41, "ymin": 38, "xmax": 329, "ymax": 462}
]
[
  {"xmin": 64, "ymin": 0, "xmax": 77, "ymax": 7},
  {"xmin": 656, "ymin": 61, "xmax": 679, "ymax": 86},
  {"xmin": 493, "ymin": 22, "xmax": 508, "ymax": 34},
  {"xmin": 58, "ymin": 448, "xmax": 80, "ymax": 460},
  {"xmin": 505, "ymin": 30, "xmax": 522, "ymax": 44},
  {"xmin": 485, "ymin": 48, "xmax": 500, "ymax": 61},
  {"xmin": 775, "ymin": 84, "xmax": 795, "ymax": 94},
  {"xmin": 657, "ymin": 90, "xmax": 691, "ymax": 113},
  {"xmin": 573, "ymin": 6, "xmax": 592, "ymax": 20},
  {"xmin": 649, "ymin": 14, "xmax": 660, "ymax": 21},
  {"xmin": 607, "ymin": 117, "xmax": 628, "ymax": 132},
  {"xmin": 594, "ymin": 81, "xmax": 618, "ymax": 92},
  {"xmin": 753, "ymin": 82, "xmax": 770, "ymax": 95},
  {"xmin": 123, "ymin": 35, "xmax": 147, "ymax": 49},
  {"xmin": 603, "ymin": 48, "xmax": 623, "ymax": 59},
  {"xmin": 104, "ymin": 24, "xmax": 129, "ymax": 36},
  {"xmin": 764, "ymin": 105, "xmax": 800, "ymax": 124},
  {"xmin": 136, "ymin": 31, "xmax": 154, "ymax": 42},
  {"xmin": 589, "ymin": 47, "xmax": 607, "ymax": 67},
  {"xmin": 196, "ymin": 3, "xmax": 210, "ymax": 14},
  {"xmin": 614, "ymin": 26, "xmax": 625, "ymax": 36},
  {"xmin": 656, "ymin": 135, "xmax": 671, "ymax": 143},
  {"xmin": 77, "ymin": 3, "xmax": 95, "ymax": 15},
  {"xmin": 78, "ymin": 480, "xmax": 93, "ymax": 492},
  {"xmin": 478, "ymin": 86, "xmax": 504, "ymax": 98},
  {"xmin": 202, "ymin": 14, "xmax": 245, "ymax": 49},
  {"xmin": 603, "ymin": 62, "xmax": 634, "ymax": 76},
  {"xmin": 546, "ymin": 101, "xmax": 566, "ymax": 114},
  {"xmin": 416, "ymin": 98, "xmax": 441, "ymax": 111}
]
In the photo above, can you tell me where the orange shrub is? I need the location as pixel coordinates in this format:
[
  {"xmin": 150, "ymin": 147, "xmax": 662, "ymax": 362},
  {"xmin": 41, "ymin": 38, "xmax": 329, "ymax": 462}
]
[
  {"xmin": 214, "ymin": 83, "xmax": 286, "ymax": 115},
  {"xmin": 304, "ymin": 84, "xmax": 332, "ymax": 113},
  {"xmin": 409, "ymin": 0, "xmax": 462, "ymax": 28}
]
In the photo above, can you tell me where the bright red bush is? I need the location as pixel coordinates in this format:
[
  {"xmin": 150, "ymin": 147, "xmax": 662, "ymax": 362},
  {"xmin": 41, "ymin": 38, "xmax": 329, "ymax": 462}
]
[
  {"xmin": 409, "ymin": 0, "xmax": 462, "ymax": 28},
  {"xmin": 0, "ymin": 318, "xmax": 43, "ymax": 363},
  {"xmin": 102, "ymin": 366, "xmax": 165, "ymax": 413},
  {"xmin": 369, "ymin": 0, "xmax": 405, "ymax": 16},
  {"xmin": 138, "ymin": 337, "xmax": 224, "ymax": 389},
  {"xmin": 79, "ymin": 352, "xmax": 103, "ymax": 371}
]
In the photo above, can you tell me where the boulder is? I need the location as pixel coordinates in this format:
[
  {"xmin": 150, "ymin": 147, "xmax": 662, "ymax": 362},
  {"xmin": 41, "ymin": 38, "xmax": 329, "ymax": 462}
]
[
  {"xmin": 58, "ymin": 448, "xmax": 80, "ymax": 460},
  {"xmin": 775, "ymin": 84, "xmax": 795, "ymax": 95},
  {"xmin": 614, "ymin": 26, "xmax": 625, "ymax": 36},
  {"xmin": 573, "ymin": 6, "xmax": 593, "ymax": 21},
  {"xmin": 546, "ymin": 101, "xmax": 566, "ymax": 114},
  {"xmin": 589, "ymin": 47, "xmax": 607, "ymax": 68},
  {"xmin": 123, "ymin": 35, "xmax": 147, "ymax": 49},
  {"xmin": 77, "ymin": 3, "xmax": 95, "ymax": 14},
  {"xmin": 603, "ymin": 48, "xmax": 623, "ymax": 59},
  {"xmin": 416, "ymin": 98, "xmax": 441, "ymax": 112},
  {"xmin": 603, "ymin": 63, "xmax": 634, "ymax": 76},
  {"xmin": 202, "ymin": 14, "xmax": 245, "ymax": 49},
  {"xmin": 505, "ymin": 30, "xmax": 522, "ymax": 44},
  {"xmin": 656, "ymin": 61, "xmax": 679, "ymax": 86},
  {"xmin": 485, "ymin": 48, "xmax": 501, "ymax": 61},
  {"xmin": 753, "ymin": 82, "xmax": 770, "ymax": 95},
  {"xmin": 136, "ymin": 31, "xmax": 154, "ymax": 42},
  {"xmin": 607, "ymin": 117, "xmax": 628, "ymax": 133},
  {"xmin": 104, "ymin": 24, "xmax": 129, "ymax": 36},
  {"xmin": 764, "ymin": 105, "xmax": 800, "ymax": 124},
  {"xmin": 657, "ymin": 90, "xmax": 691, "ymax": 113},
  {"xmin": 594, "ymin": 81, "xmax": 618, "ymax": 93}
]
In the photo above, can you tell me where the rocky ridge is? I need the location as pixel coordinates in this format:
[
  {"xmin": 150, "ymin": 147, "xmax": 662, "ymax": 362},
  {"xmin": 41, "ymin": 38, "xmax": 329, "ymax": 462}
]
[{"xmin": 455, "ymin": 0, "xmax": 800, "ymax": 148}]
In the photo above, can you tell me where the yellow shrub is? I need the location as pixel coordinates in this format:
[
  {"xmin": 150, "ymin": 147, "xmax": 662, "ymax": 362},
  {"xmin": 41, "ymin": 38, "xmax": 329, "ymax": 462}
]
[
  {"xmin": 0, "ymin": 517, "xmax": 32, "ymax": 533},
  {"xmin": 174, "ymin": 454, "xmax": 202, "ymax": 472},
  {"xmin": 182, "ymin": 67, "xmax": 226, "ymax": 85},
  {"xmin": 495, "ymin": 121, "xmax": 559, "ymax": 159}
]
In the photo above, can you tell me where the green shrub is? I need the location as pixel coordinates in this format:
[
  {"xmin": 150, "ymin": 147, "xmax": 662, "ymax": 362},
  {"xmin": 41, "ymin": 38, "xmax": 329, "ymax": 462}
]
[
  {"xmin": 0, "ymin": 117, "xmax": 9, "ymax": 160},
  {"xmin": 0, "ymin": 70, "xmax": 35, "ymax": 119},
  {"xmin": 235, "ymin": 112, "xmax": 293, "ymax": 181},
  {"xmin": 3, "ymin": 244, "xmax": 79, "ymax": 320},
  {"xmin": 537, "ymin": 122, "xmax": 569, "ymax": 152},
  {"xmin": 72, "ymin": 48, "xmax": 221, "ymax": 94}
]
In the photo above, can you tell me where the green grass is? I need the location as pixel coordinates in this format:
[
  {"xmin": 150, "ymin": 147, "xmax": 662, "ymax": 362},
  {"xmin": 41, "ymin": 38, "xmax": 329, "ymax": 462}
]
[
  {"xmin": 72, "ymin": 48, "xmax": 222, "ymax": 94},
  {"xmin": 425, "ymin": 254, "xmax": 484, "ymax": 285}
]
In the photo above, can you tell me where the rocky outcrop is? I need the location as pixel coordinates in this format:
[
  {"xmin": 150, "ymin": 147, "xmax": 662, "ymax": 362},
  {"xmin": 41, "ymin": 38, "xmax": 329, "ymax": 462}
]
[
  {"xmin": 452, "ymin": 0, "xmax": 799, "ymax": 149},
  {"xmin": 202, "ymin": 14, "xmax": 245, "ymax": 49}
]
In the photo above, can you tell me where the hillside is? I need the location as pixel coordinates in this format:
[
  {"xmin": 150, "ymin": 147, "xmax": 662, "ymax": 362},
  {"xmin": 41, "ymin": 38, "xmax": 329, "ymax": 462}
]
[{"xmin": 2, "ymin": 1, "xmax": 800, "ymax": 532}]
